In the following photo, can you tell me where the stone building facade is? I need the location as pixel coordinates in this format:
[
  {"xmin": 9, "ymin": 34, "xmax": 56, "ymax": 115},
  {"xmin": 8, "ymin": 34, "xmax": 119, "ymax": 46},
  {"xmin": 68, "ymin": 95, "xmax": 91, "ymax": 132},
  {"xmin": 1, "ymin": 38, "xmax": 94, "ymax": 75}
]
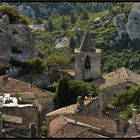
[{"xmin": 1, "ymin": 106, "xmax": 38, "ymax": 131}]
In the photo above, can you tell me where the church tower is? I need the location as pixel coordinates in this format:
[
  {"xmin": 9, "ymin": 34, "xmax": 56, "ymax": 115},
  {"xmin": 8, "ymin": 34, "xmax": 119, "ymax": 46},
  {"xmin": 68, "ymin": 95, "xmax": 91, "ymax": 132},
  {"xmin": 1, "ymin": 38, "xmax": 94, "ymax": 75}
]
[{"xmin": 74, "ymin": 31, "xmax": 101, "ymax": 81}]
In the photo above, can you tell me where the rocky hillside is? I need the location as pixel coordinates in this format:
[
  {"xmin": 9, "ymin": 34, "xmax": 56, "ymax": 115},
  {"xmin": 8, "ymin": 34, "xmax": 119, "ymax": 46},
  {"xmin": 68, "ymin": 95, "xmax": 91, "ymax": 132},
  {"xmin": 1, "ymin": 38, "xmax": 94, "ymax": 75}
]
[
  {"xmin": 0, "ymin": 14, "xmax": 36, "ymax": 62},
  {"xmin": 127, "ymin": 3, "xmax": 140, "ymax": 40},
  {"xmin": 6, "ymin": 2, "xmax": 140, "ymax": 73}
]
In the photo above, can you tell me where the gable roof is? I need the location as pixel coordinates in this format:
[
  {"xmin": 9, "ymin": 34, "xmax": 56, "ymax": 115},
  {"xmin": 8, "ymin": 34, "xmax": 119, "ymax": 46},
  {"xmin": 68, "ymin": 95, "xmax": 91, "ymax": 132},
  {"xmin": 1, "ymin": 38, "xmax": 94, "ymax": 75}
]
[
  {"xmin": 49, "ymin": 115, "xmax": 110, "ymax": 138},
  {"xmin": 68, "ymin": 115, "xmax": 117, "ymax": 134},
  {"xmin": 0, "ymin": 57, "xmax": 11, "ymax": 69},
  {"xmin": 46, "ymin": 98, "xmax": 92, "ymax": 117},
  {"xmin": 0, "ymin": 75, "xmax": 54, "ymax": 98},
  {"xmin": 100, "ymin": 67, "xmax": 140, "ymax": 89}
]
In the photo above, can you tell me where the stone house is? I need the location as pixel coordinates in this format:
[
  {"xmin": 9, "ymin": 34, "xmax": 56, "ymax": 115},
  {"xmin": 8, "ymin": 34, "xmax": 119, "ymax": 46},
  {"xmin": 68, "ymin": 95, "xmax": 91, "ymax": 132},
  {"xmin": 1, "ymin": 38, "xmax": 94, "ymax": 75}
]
[
  {"xmin": 0, "ymin": 75, "xmax": 54, "ymax": 114},
  {"xmin": 47, "ymin": 115, "xmax": 114, "ymax": 138},
  {"xmin": 99, "ymin": 67, "xmax": 140, "ymax": 105}
]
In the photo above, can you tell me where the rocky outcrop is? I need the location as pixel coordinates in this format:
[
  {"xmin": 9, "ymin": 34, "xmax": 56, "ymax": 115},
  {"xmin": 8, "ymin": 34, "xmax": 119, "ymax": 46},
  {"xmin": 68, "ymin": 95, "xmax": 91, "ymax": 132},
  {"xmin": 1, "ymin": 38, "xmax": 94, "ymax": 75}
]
[
  {"xmin": 55, "ymin": 37, "xmax": 69, "ymax": 49},
  {"xmin": 113, "ymin": 14, "xmax": 126, "ymax": 33},
  {"xmin": 126, "ymin": 3, "xmax": 140, "ymax": 40},
  {"xmin": 0, "ymin": 14, "xmax": 36, "ymax": 62},
  {"xmin": 113, "ymin": 14, "xmax": 128, "ymax": 42},
  {"xmin": 17, "ymin": 4, "xmax": 36, "ymax": 20}
]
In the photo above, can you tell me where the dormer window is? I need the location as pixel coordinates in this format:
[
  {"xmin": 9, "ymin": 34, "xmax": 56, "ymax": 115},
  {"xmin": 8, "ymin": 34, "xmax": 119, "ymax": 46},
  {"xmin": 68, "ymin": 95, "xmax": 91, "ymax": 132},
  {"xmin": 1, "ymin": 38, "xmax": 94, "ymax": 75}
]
[{"xmin": 85, "ymin": 55, "xmax": 91, "ymax": 69}]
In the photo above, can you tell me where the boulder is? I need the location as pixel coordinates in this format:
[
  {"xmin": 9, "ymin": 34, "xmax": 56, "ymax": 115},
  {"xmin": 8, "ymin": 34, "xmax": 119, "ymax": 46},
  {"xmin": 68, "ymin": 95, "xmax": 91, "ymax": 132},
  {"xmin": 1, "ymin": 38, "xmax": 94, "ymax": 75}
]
[
  {"xmin": 2, "ymin": 14, "xmax": 9, "ymax": 25},
  {"xmin": 55, "ymin": 37, "xmax": 69, "ymax": 49}
]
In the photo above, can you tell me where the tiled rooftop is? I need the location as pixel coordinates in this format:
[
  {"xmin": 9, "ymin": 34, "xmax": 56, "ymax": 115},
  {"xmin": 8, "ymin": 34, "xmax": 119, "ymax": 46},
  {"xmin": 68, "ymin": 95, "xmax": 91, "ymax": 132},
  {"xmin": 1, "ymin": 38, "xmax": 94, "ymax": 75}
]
[
  {"xmin": 0, "ymin": 75, "xmax": 54, "ymax": 99},
  {"xmin": 68, "ymin": 115, "xmax": 117, "ymax": 133},
  {"xmin": 49, "ymin": 115, "xmax": 111, "ymax": 138},
  {"xmin": 100, "ymin": 67, "xmax": 140, "ymax": 89},
  {"xmin": 46, "ymin": 97, "xmax": 92, "ymax": 117}
]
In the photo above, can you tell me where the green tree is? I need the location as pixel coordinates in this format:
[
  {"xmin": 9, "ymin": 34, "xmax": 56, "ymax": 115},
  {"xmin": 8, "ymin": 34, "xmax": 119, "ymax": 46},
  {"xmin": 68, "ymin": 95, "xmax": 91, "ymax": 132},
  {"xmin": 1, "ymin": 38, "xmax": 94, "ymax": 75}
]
[
  {"xmin": 0, "ymin": 5, "xmax": 33, "ymax": 25},
  {"xmin": 46, "ymin": 18, "xmax": 54, "ymax": 32},
  {"xmin": 112, "ymin": 85, "xmax": 140, "ymax": 110},
  {"xmin": 36, "ymin": 17, "xmax": 43, "ymax": 24},
  {"xmin": 53, "ymin": 79, "xmax": 100, "ymax": 109},
  {"xmin": 54, "ymin": 77, "xmax": 70, "ymax": 109},
  {"xmin": 81, "ymin": 11, "xmax": 89, "ymax": 20},
  {"xmin": 0, "ymin": 5, "xmax": 20, "ymax": 24},
  {"xmin": 70, "ymin": 10, "xmax": 77, "ymax": 24},
  {"xmin": 20, "ymin": 57, "xmax": 45, "ymax": 74},
  {"xmin": 69, "ymin": 34, "xmax": 77, "ymax": 51},
  {"xmin": 61, "ymin": 16, "xmax": 67, "ymax": 30}
]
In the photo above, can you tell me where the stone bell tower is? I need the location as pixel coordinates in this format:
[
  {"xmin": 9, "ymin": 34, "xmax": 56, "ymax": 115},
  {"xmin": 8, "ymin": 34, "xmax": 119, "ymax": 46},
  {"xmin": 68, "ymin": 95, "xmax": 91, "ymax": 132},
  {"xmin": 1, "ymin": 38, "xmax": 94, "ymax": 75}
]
[{"xmin": 74, "ymin": 30, "xmax": 101, "ymax": 81}]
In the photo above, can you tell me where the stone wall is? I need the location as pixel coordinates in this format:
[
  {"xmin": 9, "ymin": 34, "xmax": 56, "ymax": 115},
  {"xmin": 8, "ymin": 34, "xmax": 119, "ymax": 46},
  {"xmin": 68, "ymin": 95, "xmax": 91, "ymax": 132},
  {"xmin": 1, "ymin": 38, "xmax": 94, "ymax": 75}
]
[
  {"xmin": 101, "ymin": 82, "xmax": 135, "ymax": 105},
  {"xmin": 1, "ymin": 106, "xmax": 38, "ymax": 130},
  {"xmin": 38, "ymin": 96, "xmax": 54, "ymax": 114}
]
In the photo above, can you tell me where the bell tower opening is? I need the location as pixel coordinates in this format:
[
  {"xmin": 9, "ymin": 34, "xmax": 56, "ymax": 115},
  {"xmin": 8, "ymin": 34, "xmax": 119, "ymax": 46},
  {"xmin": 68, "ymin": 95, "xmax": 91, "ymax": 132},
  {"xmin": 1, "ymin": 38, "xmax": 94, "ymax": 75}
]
[{"xmin": 85, "ymin": 55, "xmax": 91, "ymax": 69}]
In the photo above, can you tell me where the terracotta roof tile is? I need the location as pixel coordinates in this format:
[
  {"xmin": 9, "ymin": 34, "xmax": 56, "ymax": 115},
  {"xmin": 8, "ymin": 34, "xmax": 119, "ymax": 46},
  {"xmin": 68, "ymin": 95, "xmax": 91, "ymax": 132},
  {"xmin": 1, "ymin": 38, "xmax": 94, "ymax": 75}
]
[
  {"xmin": 49, "ymin": 115, "xmax": 110, "ymax": 138},
  {"xmin": 68, "ymin": 115, "xmax": 117, "ymax": 133},
  {"xmin": 0, "ymin": 75, "xmax": 54, "ymax": 98},
  {"xmin": 46, "ymin": 98, "xmax": 92, "ymax": 117}
]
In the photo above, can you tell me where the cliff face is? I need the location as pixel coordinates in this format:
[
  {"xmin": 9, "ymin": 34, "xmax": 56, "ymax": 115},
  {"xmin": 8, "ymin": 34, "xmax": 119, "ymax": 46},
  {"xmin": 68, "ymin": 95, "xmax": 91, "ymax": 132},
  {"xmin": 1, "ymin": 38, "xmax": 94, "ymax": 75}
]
[
  {"xmin": 0, "ymin": 14, "xmax": 36, "ymax": 62},
  {"xmin": 126, "ymin": 3, "xmax": 140, "ymax": 40}
]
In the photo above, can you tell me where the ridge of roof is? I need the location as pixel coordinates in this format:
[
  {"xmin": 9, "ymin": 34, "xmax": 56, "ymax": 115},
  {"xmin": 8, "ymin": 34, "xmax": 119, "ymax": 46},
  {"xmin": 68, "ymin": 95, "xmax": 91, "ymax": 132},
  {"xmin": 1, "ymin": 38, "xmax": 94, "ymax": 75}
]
[
  {"xmin": 100, "ymin": 67, "xmax": 140, "ymax": 89},
  {"xmin": 122, "ymin": 67, "xmax": 129, "ymax": 81},
  {"xmin": 52, "ymin": 115, "xmax": 114, "ymax": 138}
]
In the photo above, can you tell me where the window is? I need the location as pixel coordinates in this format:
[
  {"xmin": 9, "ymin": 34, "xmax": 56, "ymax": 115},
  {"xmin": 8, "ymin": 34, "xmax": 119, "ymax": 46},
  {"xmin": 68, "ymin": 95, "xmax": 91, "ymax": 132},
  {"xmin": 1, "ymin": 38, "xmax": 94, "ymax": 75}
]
[
  {"xmin": 85, "ymin": 55, "xmax": 91, "ymax": 69},
  {"xmin": 11, "ymin": 46, "xmax": 22, "ymax": 54}
]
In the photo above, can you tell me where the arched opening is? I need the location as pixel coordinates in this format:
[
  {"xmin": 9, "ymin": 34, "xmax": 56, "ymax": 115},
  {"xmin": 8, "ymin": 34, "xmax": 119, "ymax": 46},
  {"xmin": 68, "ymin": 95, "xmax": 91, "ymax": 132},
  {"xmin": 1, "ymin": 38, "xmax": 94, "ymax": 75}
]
[{"xmin": 85, "ymin": 55, "xmax": 91, "ymax": 69}]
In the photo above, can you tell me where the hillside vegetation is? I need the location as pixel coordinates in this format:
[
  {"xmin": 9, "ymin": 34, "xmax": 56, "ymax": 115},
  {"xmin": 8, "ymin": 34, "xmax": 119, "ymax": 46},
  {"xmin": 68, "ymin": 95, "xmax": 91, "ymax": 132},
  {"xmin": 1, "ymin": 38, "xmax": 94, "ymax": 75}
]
[{"xmin": 1, "ymin": 2, "xmax": 140, "ymax": 75}]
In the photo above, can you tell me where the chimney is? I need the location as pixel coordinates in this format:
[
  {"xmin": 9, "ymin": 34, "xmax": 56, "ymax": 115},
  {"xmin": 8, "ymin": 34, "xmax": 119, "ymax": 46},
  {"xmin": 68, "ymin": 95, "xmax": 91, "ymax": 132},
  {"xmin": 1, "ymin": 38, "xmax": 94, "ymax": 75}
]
[
  {"xmin": 132, "ymin": 109, "xmax": 137, "ymax": 124},
  {"xmin": 28, "ymin": 84, "xmax": 32, "ymax": 92},
  {"xmin": 77, "ymin": 96, "xmax": 84, "ymax": 111}
]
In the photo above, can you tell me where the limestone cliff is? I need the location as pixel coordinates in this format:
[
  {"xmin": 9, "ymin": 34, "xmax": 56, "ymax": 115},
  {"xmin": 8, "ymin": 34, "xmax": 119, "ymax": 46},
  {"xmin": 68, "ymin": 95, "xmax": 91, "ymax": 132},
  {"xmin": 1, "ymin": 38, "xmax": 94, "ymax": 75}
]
[
  {"xmin": 0, "ymin": 14, "xmax": 36, "ymax": 62},
  {"xmin": 126, "ymin": 3, "xmax": 140, "ymax": 40}
]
